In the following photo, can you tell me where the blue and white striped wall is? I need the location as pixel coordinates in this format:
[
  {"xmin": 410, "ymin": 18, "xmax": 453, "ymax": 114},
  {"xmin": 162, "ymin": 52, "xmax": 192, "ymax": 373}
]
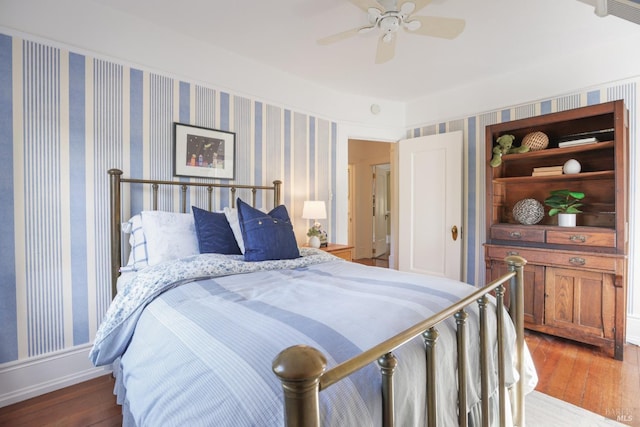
[
  {"xmin": 408, "ymin": 85, "xmax": 638, "ymax": 295},
  {"xmin": 0, "ymin": 32, "xmax": 337, "ymax": 366}
]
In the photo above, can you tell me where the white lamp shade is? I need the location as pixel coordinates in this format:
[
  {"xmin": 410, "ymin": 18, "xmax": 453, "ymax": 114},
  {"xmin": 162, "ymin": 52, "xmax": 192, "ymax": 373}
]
[{"xmin": 302, "ymin": 201, "xmax": 327, "ymax": 220}]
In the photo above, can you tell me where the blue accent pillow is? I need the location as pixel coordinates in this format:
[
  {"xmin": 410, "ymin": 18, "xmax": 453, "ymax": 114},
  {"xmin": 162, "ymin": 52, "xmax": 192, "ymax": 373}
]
[
  {"xmin": 236, "ymin": 198, "xmax": 300, "ymax": 262},
  {"xmin": 191, "ymin": 206, "xmax": 242, "ymax": 255}
]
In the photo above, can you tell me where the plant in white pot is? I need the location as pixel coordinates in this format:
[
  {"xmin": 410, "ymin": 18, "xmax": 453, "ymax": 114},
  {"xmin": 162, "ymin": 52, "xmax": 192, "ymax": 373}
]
[
  {"xmin": 544, "ymin": 189, "xmax": 585, "ymax": 227},
  {"xmin": 306, "ymin": 225, "xmax": 322, "ymax": 248}
]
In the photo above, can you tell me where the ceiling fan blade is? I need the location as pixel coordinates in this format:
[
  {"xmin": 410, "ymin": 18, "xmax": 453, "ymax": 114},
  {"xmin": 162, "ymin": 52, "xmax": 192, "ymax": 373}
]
[
  {"xmin": 405, "ymin": 16, "xmax": 465, "ymax": 39},
  {"xmin": 375, "ymin": 33, "xmax": 396, "ymax": 64},
  {"xmin": 347, "ymin": 0, "xmax": 385, "ymax": 13},
  {"xmin": 317, "ymin": 27, "xmax": 362, "ymax": 45},
  {"xmin": 398, "ymin": 0, "xmax": 433, "ymax": 15}
]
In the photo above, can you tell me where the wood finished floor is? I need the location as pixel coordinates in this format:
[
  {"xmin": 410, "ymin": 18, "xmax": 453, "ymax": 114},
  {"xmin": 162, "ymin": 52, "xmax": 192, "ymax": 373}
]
[
  {"xmin": 0, "ymin": 374, "xmax": 121, "ymax": 426},
  {"xmin": 526, "ymin": 330, "xmax": 640, "ymax": 425},
  {"xmin": 1, "ymin": 332, "xmax": 638, "ymax": 426}
]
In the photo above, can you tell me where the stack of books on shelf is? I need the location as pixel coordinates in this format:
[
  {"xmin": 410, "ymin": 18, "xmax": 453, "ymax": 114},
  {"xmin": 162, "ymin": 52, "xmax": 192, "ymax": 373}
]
[
  {"xmin": 557, "ymin": 128, "xmax": 613, "ymax": 148},
  {"xmin": 532, "ymin": 165, "xmax": 563, "ymax": 176},
  {"xmin": 558, "ymin": 136, "xmax": 598, "ymax": 148}
]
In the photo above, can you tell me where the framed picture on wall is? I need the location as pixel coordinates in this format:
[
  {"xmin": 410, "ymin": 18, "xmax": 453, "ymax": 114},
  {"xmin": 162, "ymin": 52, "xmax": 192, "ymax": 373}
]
[{"xmin": 173, "ymin": 123, "xmax": 236, "ymax": 180}]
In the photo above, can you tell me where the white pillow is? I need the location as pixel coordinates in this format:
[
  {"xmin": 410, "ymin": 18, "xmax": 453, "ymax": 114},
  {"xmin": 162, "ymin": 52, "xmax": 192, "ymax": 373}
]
[
  {"xmin": 141, "ymin": 211, "xmax": 199, "ymax": 266},
  {"xmin": 223, "ymin": 207, "xmax": 245, "ymax": 254},
  {"xmin": 120, "ymin": 214, "xmax": 149, "ymax": 272}
]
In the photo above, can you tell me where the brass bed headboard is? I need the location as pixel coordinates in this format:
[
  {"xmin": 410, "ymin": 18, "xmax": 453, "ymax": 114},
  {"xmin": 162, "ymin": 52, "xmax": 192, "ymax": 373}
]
[{"xmin": 108, "ymin": 168, "xmax": 282, "ymax": 298}]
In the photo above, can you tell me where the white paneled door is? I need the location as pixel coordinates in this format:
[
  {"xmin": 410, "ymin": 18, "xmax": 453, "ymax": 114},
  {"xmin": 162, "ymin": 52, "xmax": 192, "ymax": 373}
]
[{"xmin": 398, "ymin": 131, "xmax": 463, "ymax": 280}]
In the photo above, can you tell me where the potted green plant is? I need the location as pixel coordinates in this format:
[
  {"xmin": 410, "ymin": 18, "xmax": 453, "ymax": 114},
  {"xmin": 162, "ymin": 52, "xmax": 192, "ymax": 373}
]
[
  {"xmin": 544, "ymin": 189, "xmax": 585, "ymax": 227},
  {"xmin": 306, "ymin": 225, "xmax": 322, "ymax": 248}
]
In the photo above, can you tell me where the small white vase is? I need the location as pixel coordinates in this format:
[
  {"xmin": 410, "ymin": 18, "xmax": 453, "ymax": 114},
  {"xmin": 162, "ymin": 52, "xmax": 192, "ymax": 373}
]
[
  {"xmin": 308, "ymin": 236, "xmax": 321, "ymax": 248},
  {"xmin": 558, "ymin": 213, "xmax": 576, "ymax": 227}
]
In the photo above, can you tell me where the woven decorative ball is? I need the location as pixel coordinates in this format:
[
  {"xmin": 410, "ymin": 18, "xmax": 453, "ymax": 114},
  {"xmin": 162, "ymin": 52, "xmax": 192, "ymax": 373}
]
[
  {"xmin": 512, "ymin": 198, "xmax": 545, "ymax": 225},
  {"xmin": 522, "ymin": 131, "xmax": 549, "ymax": 151}
]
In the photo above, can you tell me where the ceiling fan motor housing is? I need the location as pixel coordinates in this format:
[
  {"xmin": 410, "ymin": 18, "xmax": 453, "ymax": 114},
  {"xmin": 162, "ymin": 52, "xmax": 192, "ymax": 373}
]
[{"xmin": 380, "ymin": 15, "xmax": 401, "ymax": 33}]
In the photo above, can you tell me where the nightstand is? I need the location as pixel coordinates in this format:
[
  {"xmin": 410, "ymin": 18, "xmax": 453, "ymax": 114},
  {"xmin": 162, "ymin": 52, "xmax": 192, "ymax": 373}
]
[{"xmin": 319, "ymin": 243, "xmax": 353, "ymax": 262}]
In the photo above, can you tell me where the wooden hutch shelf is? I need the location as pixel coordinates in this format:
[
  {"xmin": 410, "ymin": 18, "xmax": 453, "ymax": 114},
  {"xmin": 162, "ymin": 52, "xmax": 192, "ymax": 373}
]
[{"xmin": 484, "ymin": 100, "xmax": 629, "ymax": 360}]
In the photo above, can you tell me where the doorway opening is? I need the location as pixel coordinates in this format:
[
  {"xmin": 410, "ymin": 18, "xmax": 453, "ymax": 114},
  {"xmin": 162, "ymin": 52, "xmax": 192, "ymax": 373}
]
[
  {"xmin": 372, "ymin": 163, "xmax": 390, "ymax": 266},
  {"xmin": 348, "ymin": 139, "xmax": 392, "ymax": 268}
]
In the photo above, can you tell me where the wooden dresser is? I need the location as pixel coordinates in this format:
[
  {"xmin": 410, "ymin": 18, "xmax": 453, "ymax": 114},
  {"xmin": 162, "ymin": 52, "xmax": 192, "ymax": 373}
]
[
  {"xmin": 320, "ymin": 243, "xmax": 353, "ymax": 262},
  {"xmin": 484, "ymin": 100, "xmax": 628, "ymax": 360}
]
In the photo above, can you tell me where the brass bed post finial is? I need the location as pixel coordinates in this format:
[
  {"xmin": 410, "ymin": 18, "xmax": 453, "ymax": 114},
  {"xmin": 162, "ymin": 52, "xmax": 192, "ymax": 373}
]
[
  {"xmin": 494, "ymin": 283, "xmax": 507, "ymax": 423},
  {"xmin": 505, "ymin": 255, "xmax": 527, "ymax": 427},
  {"xmin": 378, "ymin": 352, "xmax": 398, "ymax": 427},
  {"xmin": 108, "ymin": 169, "xmax": 123, "ymax": 299},
  {"xmin": 180, "ymin": 184, "xmax": 187, "ymax": 213},
  {"xmin": 273, "ymin": 180, "xmax": 282, "ymax": 206},
  {"xmin": 207, "ymin": 186, "xmax": 213, "ymax": 212},
  {"xmin": 272, "ymin": 345, "xmax": 326, "ymax": 427},
  {"xmin": 454, "ymin": 310, "xmax": 469, "ymax": 427},
  {"xmin": 422, "ymin": 327, "xmax": 439, "ymax": 427},
  {"xmin": 477, "ymin": 295, "xmax": 490, "ymax": 425},
  {"xmin": 152, "ymin": 183, "xmax": 159, "ymax": 211}
]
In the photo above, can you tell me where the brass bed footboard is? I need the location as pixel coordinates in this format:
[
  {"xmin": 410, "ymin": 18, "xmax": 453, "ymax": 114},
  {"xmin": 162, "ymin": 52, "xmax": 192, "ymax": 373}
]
[{"xmin": 273, "ymin": 256, "xmax": 527, "ymax": 427}]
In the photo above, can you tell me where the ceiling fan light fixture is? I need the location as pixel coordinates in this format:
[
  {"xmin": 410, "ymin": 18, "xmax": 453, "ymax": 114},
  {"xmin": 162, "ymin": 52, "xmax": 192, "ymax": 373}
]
[
  {"xmin": 404, "ymin": 19, "xmax": 421, "ymax": 31},
  {"xmin": 382, "ymin": 33, "xmax": 394, "ymax": 43},
  {"xmin": 400, "ymin": 1, "xmax": 416, "ymax": 15}
]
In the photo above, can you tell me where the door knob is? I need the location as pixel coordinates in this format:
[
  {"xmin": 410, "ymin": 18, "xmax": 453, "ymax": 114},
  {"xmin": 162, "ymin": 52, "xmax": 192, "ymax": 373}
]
[{"xmin": 451, "ymin": 225, "xmax": 458, "ymax": 241}]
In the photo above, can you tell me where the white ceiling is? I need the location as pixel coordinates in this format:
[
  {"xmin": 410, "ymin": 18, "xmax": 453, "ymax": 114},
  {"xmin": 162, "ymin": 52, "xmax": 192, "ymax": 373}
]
[{"xmin": 92, "ymin": 0, "xmax": 639, "ymax": 103}]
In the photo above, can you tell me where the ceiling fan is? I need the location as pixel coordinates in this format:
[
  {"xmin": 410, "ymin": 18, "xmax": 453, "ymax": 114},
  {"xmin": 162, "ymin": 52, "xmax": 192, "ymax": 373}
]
[{"xmin": 318, "ymin": 0, "xmax": 465, "ymax": 64}]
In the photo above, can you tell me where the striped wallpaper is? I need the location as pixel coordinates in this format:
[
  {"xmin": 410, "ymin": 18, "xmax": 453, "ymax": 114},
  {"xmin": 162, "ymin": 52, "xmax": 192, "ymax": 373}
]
[
  {"xmin": 0, "ymin": 33, "xmax": 337, "ymax": 364},
  {"xmin": 409, "ymin": 85, "xmax": 638, "ymax": 291}
]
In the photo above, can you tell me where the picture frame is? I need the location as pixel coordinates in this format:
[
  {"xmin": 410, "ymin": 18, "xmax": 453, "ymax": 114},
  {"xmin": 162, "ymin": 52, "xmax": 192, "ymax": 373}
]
[{"xmin": 173, "ymin": 123, "xmax": 236, "ymax": 180}]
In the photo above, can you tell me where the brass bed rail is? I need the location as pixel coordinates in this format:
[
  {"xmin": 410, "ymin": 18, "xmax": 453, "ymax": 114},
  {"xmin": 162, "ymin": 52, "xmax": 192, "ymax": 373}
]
[
  {"xmin": 273, "ymin": 256, "xmax": 527, "ymax": 427},
  {"xmin": 108, "ymin": 168, "xmax": 282, "ymax": 298}
]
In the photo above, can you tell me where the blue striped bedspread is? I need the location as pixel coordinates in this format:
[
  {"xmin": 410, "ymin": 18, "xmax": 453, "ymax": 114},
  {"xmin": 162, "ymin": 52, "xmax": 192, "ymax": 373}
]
[{"xmin": 90, "ymin": 249, "xmax": 528, "ymax": 426}]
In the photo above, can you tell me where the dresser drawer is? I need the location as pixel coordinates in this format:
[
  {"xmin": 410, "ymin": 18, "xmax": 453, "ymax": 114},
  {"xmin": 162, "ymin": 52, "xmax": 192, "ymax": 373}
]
[
  {"xmin": 490, "ymin": 225, "xmax": 545, "ymax": 243},
  {"xmin": 549, "ymin": 253, "xmax": 617, "ymax": 271},
  {"xmin": 485, "ymin": 245, "xmax": 618, "ymax": 272},
  {"xmin": 320, "ymin": 244, "xmax": 353, "ymax": 262},
  {"xmin": 546, "ymin": 229, "xmax": 616, "ymax": 248},
  {"xmin": 329, "ymin": 248, "xmax": 353, "ymax": 262}
]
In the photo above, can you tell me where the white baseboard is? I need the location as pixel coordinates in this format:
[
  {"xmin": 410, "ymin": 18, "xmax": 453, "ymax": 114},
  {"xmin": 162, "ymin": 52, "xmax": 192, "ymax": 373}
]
[
  {"xmin": 627, "ymin": 313, "xmax": 640, "ymax": 346},
  {"xmin": 0, "ymin": 344, "xmax": 111, "ymax": 408}
]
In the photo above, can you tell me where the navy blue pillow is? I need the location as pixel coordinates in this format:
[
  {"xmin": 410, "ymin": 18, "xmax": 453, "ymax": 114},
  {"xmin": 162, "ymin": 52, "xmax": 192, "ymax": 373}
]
[
  {"xmin": 236, "ymin": 198, "xmax": 300, "ymax": 262},
  {"xmin": 191, "ymin": 206, "xmax": 242, "ymax": 255}
]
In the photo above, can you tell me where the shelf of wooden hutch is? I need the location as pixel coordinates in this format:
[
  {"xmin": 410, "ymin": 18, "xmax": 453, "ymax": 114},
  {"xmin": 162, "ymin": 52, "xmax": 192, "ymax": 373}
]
[{"xmin": 484, "ymin": 100, "xmax": 628, "ymax": 360}]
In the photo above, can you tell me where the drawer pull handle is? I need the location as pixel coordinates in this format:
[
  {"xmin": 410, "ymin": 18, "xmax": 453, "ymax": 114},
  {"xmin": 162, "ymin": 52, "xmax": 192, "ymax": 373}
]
[
  {"xmin": 507, "ymin": 251, "xmax": 519, "ymax": 256},
  {"xmin": 569, "ymin": 257, "xmax": 586, "ymax": 266},
  {"xmin": 509, "ymin": 232, "xmax": 522, "ymax": 239},
  {"xmin": 570, "ymin": 235, "xmax": 586, "ymax": 243}
]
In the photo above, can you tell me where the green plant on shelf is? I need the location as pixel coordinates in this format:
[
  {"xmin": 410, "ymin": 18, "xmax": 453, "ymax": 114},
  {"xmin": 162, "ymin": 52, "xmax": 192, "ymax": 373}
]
[{"xmin": 544, "ymin": 189, "xmax": 585, "ymax": 216}]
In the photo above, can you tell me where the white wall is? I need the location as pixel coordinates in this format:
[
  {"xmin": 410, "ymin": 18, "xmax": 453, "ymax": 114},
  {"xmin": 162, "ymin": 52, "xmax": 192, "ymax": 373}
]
[
  {"xmin": 405, "ymin": 14, "xmax": 640, "ymax": 128},
  {"xmin": 0, "ymin": 0, "xmax": 406, "ymax": 130}
]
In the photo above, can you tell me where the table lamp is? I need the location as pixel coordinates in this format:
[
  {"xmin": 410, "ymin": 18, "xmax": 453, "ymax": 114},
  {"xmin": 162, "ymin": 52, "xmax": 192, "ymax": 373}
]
[{"xmin": 302, "ymin": 200, "xmax": 327, "ymax": 248}]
